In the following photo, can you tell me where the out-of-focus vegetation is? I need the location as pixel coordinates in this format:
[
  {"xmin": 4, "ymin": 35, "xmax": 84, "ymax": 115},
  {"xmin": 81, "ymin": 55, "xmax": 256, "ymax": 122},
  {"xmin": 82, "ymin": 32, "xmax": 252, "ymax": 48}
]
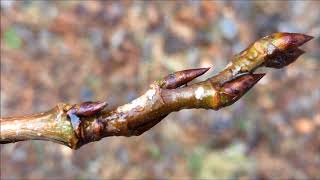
[{"xmin": 1, "ymin": 1, "xmax": 319, "ymax": 179}]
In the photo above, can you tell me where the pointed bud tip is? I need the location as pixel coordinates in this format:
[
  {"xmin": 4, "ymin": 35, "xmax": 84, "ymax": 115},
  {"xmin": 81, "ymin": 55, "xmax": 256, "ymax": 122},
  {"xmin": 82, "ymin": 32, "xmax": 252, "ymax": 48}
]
[
  {"xmin": 81, "ymin": 101, "xmax": 108, "ymax": 109},
  {"xmin": 94, "ymin": 101, "xmax": 108, "ymax": 111},
  {"xmin": 300, "ymin": 34, "xmax": 314, "ymax": 42},
  {"xmin": 187, "ymin": 67, "xmax": 211, "ymax": 76},
  {"xmin": 220, "ymin": 73, "xmax": 265, "ymax": 105},
  {"xmin": 273, "ymin": 32, "xmax": 314, "ymax": 50},
  {"xmin": 162, "ymin": 67, "xmax": 211, "ymax": 89},
  {"xmin": 290, "ymin": 33, "xmax": 314, "ymax": 46},
  {"xmin": 93, "ymin": 101, "xmax": 108, "ymax": 111},
  {"xmin": 200, "ymin": 67, "xmax": 211, "ymax": 71},
  {"xmin": 182, "ymin": 67, "xmax": 211, "ymax": 80},
  {"xmin": 96, "ymin": 101, "xmax": 108, "ymax": 107},
  {"xmin": 77, "ymin": 101, "xmax": 108, "ymax": 116},
  {"xmin": 200, "ymin": 67, "xmax": 211, "ymax": 73}
]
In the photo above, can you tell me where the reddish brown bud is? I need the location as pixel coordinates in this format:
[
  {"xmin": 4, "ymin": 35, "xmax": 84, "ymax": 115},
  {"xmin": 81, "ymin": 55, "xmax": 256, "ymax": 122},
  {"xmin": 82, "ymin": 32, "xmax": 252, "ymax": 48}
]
[
  {"xmin": 265, "ymin": 48, "xmax": 305, "ymax": 68},
  {"xmin": 271, "ymin": 32, "xmax": 313, "ymax": 50},
  {"xmin": 219, "ymin": 73, "xmax": 265, "ymax": 107},
  {"xmin": 67, "ymin": 101, "xmax": 107, "ymax": 133},
  {"xmin": 76, "ymin": 101, "xmax": 108, "ymax": 116},
  {"xmin": 161, "ymin": 67, "xmax": 210, "ymax": 89}
]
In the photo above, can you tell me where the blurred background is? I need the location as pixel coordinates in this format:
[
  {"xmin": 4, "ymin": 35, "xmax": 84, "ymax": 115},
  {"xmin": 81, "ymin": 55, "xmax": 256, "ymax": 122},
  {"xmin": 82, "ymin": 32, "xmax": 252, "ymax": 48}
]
[{"xmin": 1, "ymin": 0, "xmax": 319, "ymax": 179}]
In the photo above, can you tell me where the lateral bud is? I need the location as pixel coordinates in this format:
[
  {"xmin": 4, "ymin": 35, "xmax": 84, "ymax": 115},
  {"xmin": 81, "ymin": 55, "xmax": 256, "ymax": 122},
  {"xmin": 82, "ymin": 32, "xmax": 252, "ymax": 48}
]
[
  {"xmin": 75, "ymin": 101, "xmax": 108, "ymax": 116},
  {"xmin": 219, "ymin": 73, "xmax": 265, "ymax": 107},
  {"xmin": 264, "ymin": 48, "xmax": 305, "ymax": 69},
  {"xmin": 67, "ymin": 101, "xmax": 107, "ymax": 131},
  {"xmin": 159, "ymin": 67, "xmax": 210, "ymax": 89}
]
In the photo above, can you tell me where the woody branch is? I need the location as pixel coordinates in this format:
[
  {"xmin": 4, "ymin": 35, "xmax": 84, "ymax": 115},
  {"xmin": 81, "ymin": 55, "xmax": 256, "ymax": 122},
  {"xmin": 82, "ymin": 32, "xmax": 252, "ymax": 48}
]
[{"xmin": 0, "ymin": 33, "xmax": 313, "ymax": 149}]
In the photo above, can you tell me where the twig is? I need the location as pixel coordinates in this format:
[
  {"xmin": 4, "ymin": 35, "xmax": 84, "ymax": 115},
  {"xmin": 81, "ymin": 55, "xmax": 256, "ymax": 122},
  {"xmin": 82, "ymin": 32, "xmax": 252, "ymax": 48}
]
[{"xmin": 0, "ymin": 33, "xmax": 313, "ymax": 149}]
